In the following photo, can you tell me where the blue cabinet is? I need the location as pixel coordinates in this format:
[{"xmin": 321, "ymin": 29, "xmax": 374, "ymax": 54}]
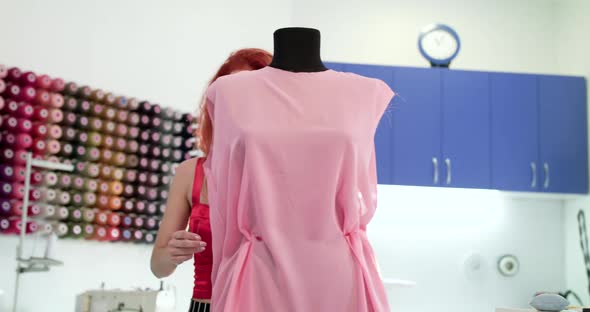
[
  {"xmin": 391, "ymin": 67, "xmax": 442, "ymax": 186},
  {"xmin": 326, "ymin": 61, "xmax": 588, "ymax": 194},
  {"xmin": 441, "ymin": 70, "xmax": 491, "ymax": 189},
  {"xmin": 341, "ymin": 64, "xmax": 395, "ymax": 184},
  {"xmin": 490, "ymin": 73, "xmax": 540, "ymax": 192},
  {"xmin": 538, "ymin": 76, "xmax": 588, "ymax": 193}
]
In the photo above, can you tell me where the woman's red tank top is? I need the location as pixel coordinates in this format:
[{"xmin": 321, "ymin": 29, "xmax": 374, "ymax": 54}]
[{"xmin": 189, "ymin": 157, "xmax": 212, "ymax": 299}]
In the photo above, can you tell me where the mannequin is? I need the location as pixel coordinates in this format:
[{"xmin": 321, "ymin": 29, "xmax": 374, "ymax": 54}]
[{"xmin": 269, "ymin": 27, "xmax": 328, "ymax": 72}]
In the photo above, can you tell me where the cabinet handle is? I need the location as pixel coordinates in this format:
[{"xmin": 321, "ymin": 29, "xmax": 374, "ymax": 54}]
[
  {"xmin": 432, "ymin": 157, "xmax": 439, "ymax": 185},
  {"xmin": 543, "ymin": 162, "xmax": 550, "ymax": 189},
  {"xmin": 531, "ymin": 161, "xmax": 537, "ymax": 188},
  {"xmin": 445, "ymin": 158, "xmax": 452, "ymax": 185}
]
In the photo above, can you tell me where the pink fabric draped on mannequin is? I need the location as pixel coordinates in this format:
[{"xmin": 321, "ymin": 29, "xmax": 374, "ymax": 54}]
[{"xmin": 204, "ymin": 66, "xmax": 394, "ymax": 312}]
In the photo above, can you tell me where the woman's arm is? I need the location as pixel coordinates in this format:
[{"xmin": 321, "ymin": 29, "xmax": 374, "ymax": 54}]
[{"xmin": 150, "ymin": 158, "xmax": 206, "ymax": 278}]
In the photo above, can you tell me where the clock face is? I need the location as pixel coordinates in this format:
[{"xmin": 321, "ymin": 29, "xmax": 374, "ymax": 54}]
[{"xmin": 420, "ymin": 29, "xmax": 458, "ymax": 61}]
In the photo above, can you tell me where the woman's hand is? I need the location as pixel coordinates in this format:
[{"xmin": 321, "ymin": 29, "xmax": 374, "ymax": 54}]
[{"xmin": 167, "ymin": 230, "xmax": 207, "ymax": 265}]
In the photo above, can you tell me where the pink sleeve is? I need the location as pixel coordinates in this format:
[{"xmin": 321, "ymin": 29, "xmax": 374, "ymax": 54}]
[{"xmin": 374, "ymin": 79, "xmax": 394, "ymax": 124}]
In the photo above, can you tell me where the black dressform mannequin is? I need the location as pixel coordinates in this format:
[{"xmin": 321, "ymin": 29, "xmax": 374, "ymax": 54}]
[{"xmin": 269, "ymin": 27, "xmax": 328, "ymax": 72}]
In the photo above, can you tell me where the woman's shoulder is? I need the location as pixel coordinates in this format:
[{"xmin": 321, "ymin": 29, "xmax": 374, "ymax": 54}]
[{"xmin": 175, "ymin": 157, "xmax": 202, "ymax": 176}]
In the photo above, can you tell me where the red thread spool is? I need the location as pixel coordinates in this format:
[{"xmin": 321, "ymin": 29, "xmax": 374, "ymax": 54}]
[
  {"xmin": 50, "ymin": 78, "xmax": 65, "ymax": 92},
  {"xmin": 13, "ymin": 150, "xmax": 28, "ymax": 166},
  {"xmin": 47, "ymin": 125, "xmax": 62, "ymax": 140},
  {"xmin": 36, "ymin": 74, "xmax": 52, "ymax": 90},
  {"xmin": 3, "ymin": 83, "xmax": 20, "ymax": 98},
  {"xmin": 32, "ymin": 138, "xmax": 47, "ymax": 154},
  {"xmin": 46, "ymin": 140, "xmax": 61, "ymax": 155},
  {"xmin": 95, "ymin": 211, "xmax": 108, "ymax": 225},
  {"xmin": 7, "ymin": 67, "xmax": 22, "ymax": 82},
  {"xmin": 48, "ymin": 108, "xmax": 63, "ymax": 123},
  {"xmin": 31, "ymin": 123, "xmax": 48, "ymax": 138},
  {"xmin": 2, "ymin": 99, "xmax": 19, "ymax": 115},
  {"xmin": 35, "ymin": 90, "xmax": 51, "ymax": 106},
  {"xmin": 20, "ymin": 71, "xmax": 37, "ymax": 86},
  {"xmin": 30, "ymin": 171, "xmax": 43, "ymax": 185},
  {"xmin": 14, "ymin": 134, "xmax": 33, "ymax": 149},
  {"xmin": 19, "ymin": 86, "xmax": 36, "ymax": 102},
  {"xmin": 30, "ymin": 188, "xmax": 42, "ymax": 201},
  {"xmin": 49, "ymin": 93, "xmax": 64, "ymax": 108},
  {"xmin": 33, "ymin": 106, "xmax": 49, "ymax": 121},
  {"xmin": 106, "ymin": 227, "xmax": 120, "ymax": 241},
  {"xmin": 16, "ymin": 103, "xmax": 34, "ymax": 119},
  {"xmin": 0, "ymin": 80, "xmax": 5, "ymax": 94},
  {"xmin": 107, "ymin": 213, "xmax": 121, "ymax": 227}
]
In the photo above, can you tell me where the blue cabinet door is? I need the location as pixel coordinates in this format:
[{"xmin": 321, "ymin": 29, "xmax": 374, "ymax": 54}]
[
  {"xmin": 490, "ymin": 73, "xmax": 540, "ymax": 192},
  {"xmin": 391, "ymin": 67, "xmax": 442, "ymax": 186},
  {"xmin": 539, "ymin": 76, "xmax": 588, "ymax": 193},
  {"xmin": 344, "ymin": 63, "xmax": 395, "ymax": 184},
  {"xmin": 441, "ymin": 71, "xmax": 491, "ymax": 189}
]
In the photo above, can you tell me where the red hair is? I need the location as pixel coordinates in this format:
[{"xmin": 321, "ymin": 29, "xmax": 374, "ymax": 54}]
[{"xmin": 196, "ymin": 48, "xmax": 272, "ymax": 154}]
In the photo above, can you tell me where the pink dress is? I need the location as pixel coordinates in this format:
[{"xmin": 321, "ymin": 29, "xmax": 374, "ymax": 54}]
[{"xmin": 204, "ymin": 66, "xmax": 394, "ymax": 312}]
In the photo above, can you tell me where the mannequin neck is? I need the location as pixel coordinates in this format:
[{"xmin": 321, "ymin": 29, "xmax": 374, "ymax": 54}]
[{"xmin": 269, "ymin": 27, "xmax": 327, "ymax": 72}]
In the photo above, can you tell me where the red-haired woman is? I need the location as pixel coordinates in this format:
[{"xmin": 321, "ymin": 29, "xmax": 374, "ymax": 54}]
[{"xmin": 151, "ymin": 48, "xmax": 272, "ymax": 312}]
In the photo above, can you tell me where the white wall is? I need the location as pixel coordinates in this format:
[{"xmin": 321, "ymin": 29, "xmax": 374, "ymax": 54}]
[
  {"xmin": 0, "ymin": 0, "xmax": 291, "ymax": 113},
  {"xmin": 557, "ymin": 0, "xmax": 590, "ymax": 306},
  {"xmin": 371, "ymin": 187, "xmax": 565, "ymax": 312},
  {"xmin": 0, "ymin": 0, "xmax": 584, "ymax": 311},
  {"xmin": 294, "ymin": 0, "xmax": 560, "ymax": 75}
]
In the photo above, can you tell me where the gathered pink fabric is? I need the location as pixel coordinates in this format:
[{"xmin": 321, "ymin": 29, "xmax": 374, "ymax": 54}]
[{"xmin": 204, "ymin": 66, "xmax": 394, "ymax": 312}]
